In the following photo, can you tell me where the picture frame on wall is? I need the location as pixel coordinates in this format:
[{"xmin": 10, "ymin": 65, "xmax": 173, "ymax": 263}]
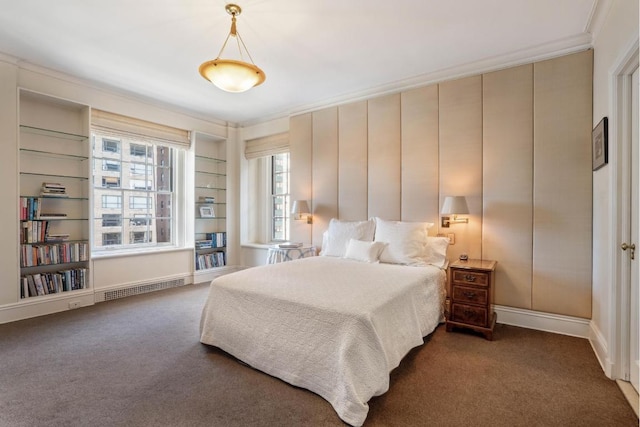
[
  {"xmin": 592, "ymin": 117, "xmax": 608, "ymax": 171},
  {"xmin": 199, "ymin": 206, "xmax": 215, "ymax": 218}
]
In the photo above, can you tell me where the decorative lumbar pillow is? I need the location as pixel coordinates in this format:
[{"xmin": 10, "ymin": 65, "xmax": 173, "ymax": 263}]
[
  {"xmin": 320, "ymin": 218, "xmax": 376, "ymax": 257},
  {"xmin": 374, "ymin": 217, "xmax": 434, "ymax": 265},
  {"xmin": 343, "ymin": 239, "xmax": 387, "ymax": 263},
  {"xmin": 423, "ymin": 236, "xmax": 450, "ymax": 268}
]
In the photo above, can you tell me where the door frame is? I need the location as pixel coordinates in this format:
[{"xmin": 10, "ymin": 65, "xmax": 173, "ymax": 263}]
[{"xmin": 611, "ymin": 38, "xmax": 639, "ymax": 381}]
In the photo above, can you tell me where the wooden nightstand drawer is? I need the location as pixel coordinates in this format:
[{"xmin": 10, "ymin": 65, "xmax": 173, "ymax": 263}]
[
  {"xmin": 451, "ymin": 269, "xmax": 490, "ymax": 287},
  {"xmin": 452, "ymin": 284, "xmax": 488, "ymax": 305},
  {"xmin": 451, "ymin": 303, "xmax": 488, "ymax": 327}
]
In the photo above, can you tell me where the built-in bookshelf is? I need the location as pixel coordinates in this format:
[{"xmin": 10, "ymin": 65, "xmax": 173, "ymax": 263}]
[
  {"xmin": 194, "ymin": 133, "xmax": 227, "ymax": 274},
  {"xmin": 18, "ymin": 90, "xmax": 90, "ymax": 300}
]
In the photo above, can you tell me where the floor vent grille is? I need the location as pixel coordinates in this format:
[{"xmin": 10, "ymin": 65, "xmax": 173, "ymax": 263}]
[{"xmin": 96, "ymin": 279, "xmax": 185, "ymax": 302}]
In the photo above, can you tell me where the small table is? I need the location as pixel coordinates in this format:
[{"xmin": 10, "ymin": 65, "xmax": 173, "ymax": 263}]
[{"xmin": 267, "ymin": 245, "xmax": 316, "ymax": 264}]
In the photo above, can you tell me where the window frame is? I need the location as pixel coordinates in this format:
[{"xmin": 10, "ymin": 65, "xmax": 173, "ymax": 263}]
[
  {"xmin": 92, "ymin": 133, "xmax": 182, "ymax": 253},
  {"xmin": 270, "ymin": 152, "xmax": 290, "ymax": 242}
]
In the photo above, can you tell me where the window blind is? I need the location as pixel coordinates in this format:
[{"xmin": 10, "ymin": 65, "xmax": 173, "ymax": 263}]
[
  {"xmin": 244, "ymin": 132, "xmax": 289, "ymax": 159},
  {"xmin": 91, "ymin": 109, "xmax": 190, "ymax": 147}
]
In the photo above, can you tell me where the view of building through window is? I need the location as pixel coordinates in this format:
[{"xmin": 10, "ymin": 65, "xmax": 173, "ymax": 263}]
[
  {"xmin": 92, "ymin": 135, "xmax": 174, "ymax": 250},
  {"xmin": 272, "ymin": 152, "xmax": 290, "ymax": 241}
]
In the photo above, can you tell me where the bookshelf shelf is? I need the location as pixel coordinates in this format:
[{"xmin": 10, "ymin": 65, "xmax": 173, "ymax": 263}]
[
  {"xmin": 195, "ymin": 154, "xmax": 226, "ymax": 163},
  {"xmin": 20, "ymin": 171, "xmax": 89, "ymax": 180},
  {"xmin": 20, "ymin": 124, "xmax": 88, "ymax": 141},
  {"xmin": 20, "ymin": 148, "xmax": 89, "ymax": 161},
  {"xmin": 195, "ymin": 186, "xmax": 226, "ymax": 191},
  {"xmin": 194, "ymin": 170, "xmax": 226, "ymax": 177},
  {"xmin": 18, "ymin": 90, "xmax": 91, "ymax": 300}
]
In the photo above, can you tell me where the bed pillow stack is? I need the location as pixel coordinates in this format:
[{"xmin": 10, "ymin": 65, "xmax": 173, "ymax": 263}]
[{"xmin": 320, "ymin": 217, "xmax": 449, "ymax": 267}]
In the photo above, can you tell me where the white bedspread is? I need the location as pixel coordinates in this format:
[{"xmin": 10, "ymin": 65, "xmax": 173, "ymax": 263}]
[{"xmin": 199, "ymin": 256, "xmax": 446, "ymax": 426}]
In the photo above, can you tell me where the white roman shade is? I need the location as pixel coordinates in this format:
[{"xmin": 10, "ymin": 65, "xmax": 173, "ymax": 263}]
[
  {"xmin": 244, "ymin": 132, "xmax": 289, "ymax": 159},
  {"xmin": 91, "ymin": 109, "xmax": 190, "ymax": 146}
]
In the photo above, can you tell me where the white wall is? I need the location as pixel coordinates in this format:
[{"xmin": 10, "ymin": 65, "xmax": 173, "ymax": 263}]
[{"xmin": 590, "ymin": 0, "xmax": 639, "ymax": 377}]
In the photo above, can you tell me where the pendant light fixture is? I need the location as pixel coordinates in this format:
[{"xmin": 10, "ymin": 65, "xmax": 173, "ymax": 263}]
[{"xmin": 199, "ymin": 3, "xmax": 266, "ymax": 93}]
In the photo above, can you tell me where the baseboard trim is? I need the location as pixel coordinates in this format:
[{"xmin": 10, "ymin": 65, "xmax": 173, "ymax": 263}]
[
  {"xmin": 0, "ymin": 290, "xmax": 95, "ymax": 325},
  {"xmin": 494, "ymin": 305, "xmax": 590, "ymax": 338},
  {"xmin": 588, "ymin": 321, "xmax": 614, "ymax": 377}
]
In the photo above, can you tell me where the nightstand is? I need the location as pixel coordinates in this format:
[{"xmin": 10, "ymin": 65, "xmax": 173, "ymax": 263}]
[{"xmin": 445, "ymin": 259, "xmax": 497, "ymax": 340}]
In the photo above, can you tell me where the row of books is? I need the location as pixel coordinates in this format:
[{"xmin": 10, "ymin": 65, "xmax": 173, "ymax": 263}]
[
  {"xmin": 20, "ymin": 220, "xmax": 50, "ymax": 244},
  {"xmin": 205, "ymin": 232, "xmax": 227, "ymax": 248},
  {"xmin": 196, "ymin": 251, "xmax": 226, "ymax": 270},
  {"xmin": 21, "ymin": 220, "xmax": 72, "ymax": 244},
  {"xmin": 20, "ymin": 197, "xmax": 68, "ymax": 222},
  {"xmin": 20, "ymin": 268, "xmax": 87, "ymax": 298},
  {"xmin": 21, "ymin": 242, "xmax": 89, "ymax": 267}
]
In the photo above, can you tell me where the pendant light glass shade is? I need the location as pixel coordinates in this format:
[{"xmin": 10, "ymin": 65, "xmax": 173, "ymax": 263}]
[
  {"xmin": 199, "ymin": 59, "xmax": 265, "ymax": 93},
  {"xmin": 199, "ymin": 4, "xmax": 265, "ymax": 93}
]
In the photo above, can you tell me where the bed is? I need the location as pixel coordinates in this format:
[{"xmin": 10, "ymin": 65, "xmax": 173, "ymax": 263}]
[{"xmin": 199, "ymin": 218, "xmax": 448, "ymax": 426}]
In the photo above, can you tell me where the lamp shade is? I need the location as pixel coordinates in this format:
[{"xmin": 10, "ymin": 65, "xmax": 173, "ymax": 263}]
[
  {"xmin": 291, "ymin": 200, "xmax": 310, "ymax": 215},
  {"xmin": 199, "ymin": 59, "xmax": 265, "ymax": 93},
  {"xmin": 441, "ymin": 196, "xmax": 469, "ymax": 215}
]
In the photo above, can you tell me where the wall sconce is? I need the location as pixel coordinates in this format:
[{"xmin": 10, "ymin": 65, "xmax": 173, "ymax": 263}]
[
  {"xmin": 291, "ymin": 200, "xmax": 312, "ymax": 224},
  {"xmin": 441, "ymin": 196, "xmax": 469, "ymax": 228}
]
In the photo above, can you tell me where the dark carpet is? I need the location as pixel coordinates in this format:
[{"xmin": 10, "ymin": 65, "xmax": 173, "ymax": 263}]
[{"xmin": 0, "ymin": 282, "xmax": 636, "ymax": 426}]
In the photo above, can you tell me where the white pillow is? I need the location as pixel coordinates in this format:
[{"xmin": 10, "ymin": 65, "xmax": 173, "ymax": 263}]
[
  {"xmin": 423, "ymin": 236, "xmax": 450, "ymax": 268},
  {"xmin": 374, "ymin": 217, "xmax": 434, "ymax": 265},
  {"xmin": 343, "ymin": 239, "xmax": 387, "ymax": 263},
  {"xmin": 320, "ymin": 218, "xmax": 376, "ymax": 257}
]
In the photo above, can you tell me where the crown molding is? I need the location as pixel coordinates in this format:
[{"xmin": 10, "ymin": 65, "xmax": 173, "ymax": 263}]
[{"xmin": 585, "ymin": 0, "xmax": 613, "ymax": 42}]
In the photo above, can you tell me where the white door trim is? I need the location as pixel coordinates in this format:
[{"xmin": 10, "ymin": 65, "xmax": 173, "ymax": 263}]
[{"xmin": 609, "ymin": 38, "xmax": 639, "ymax": 381}]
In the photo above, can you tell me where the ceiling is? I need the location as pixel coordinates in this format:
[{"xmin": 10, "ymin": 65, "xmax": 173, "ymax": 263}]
[{"xmin": 0, "ymin": 0, "xmax": 598, "ymax": 126}]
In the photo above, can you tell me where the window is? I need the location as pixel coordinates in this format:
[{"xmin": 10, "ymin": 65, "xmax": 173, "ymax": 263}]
[
  {"xmin": 101, "ymin": 195, "xmax": 122, "ymax": 209},
  {"xmin": 130, "ymin": 179, "xmax": 152, "ymax": 190},
  {"xmin": 92, "ymin": 134, "xmax": 180, "ymax": 251},
  {"xmin": 102, "ymin": 232, "xmax": 122, "ymax": 246},
  {"xmin": 102, "ymin": 213, "xmax": 122, "ymax": 227},
  {"xmin": 130, "ymin": 214, "xmax": 151, "ymax": 226},
  {"xmin": 130, "ymin": 163, "xmax": 151, "ymax": 175},
  {"xmin": 102, "ymin": 160, "xmax": 120, "ymax": 171},
  {"xmin": 130, "ymin": 143, "xmax": 152, "ymax": 157},
  {"xmin": 102, "ymin": 177, "xmax": 120, "ymax": 188},
  {"xmin": 102, "ymin": 139, "xmax": 120, "ymax": 153},
  {"xmin": 129, "ymin": 196, "xmax": 151, "ymax": 210},
  {"xmin": 271, "ymin": 153, "xmax": 290, "ymax": 241},
  {"xmin": 130, "ymin": 231, "xmax": 152, "ymax": 244}
]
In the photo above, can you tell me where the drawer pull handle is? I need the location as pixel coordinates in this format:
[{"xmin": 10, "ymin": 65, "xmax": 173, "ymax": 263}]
[
  {"xmin": 464, "ymin": 274, "xmax": 476, "ymax": 282},
  {"xmin": 463, "ymin": 291, "xmax": 476, "ymax": 299}
]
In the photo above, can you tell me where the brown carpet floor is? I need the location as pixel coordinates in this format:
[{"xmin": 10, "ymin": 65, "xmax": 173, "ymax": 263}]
[{"xmin": 0, "ymin": 282, "xmax": 636, "ymax": 427}]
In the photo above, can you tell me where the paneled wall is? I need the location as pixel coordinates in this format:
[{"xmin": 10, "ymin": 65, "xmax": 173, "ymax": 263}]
[{"xmin": 290, "ymin": 49, "xmax": 592, "ymax": 318}]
